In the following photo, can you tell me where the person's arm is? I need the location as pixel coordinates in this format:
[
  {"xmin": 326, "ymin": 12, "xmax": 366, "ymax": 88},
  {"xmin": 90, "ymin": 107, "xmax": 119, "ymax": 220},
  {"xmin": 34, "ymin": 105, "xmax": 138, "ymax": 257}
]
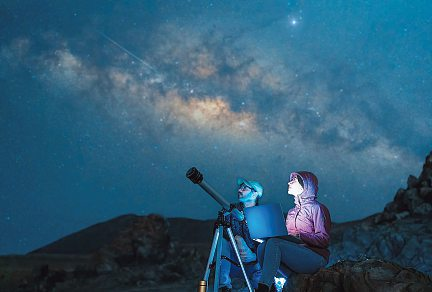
[{"xmin": 299, "ymin": 205, "xmax": 330, "ymax": 248}]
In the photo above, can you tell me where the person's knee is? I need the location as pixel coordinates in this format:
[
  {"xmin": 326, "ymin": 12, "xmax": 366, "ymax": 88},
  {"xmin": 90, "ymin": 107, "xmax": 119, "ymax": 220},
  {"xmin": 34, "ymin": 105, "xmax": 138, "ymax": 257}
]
[
  {"xmin": 257, "ymin": 242, "xmax": 266, "ymax": 264},
  {"xmin": 265, "ymin": 237, "xmax": 279, "ymax": 249}
]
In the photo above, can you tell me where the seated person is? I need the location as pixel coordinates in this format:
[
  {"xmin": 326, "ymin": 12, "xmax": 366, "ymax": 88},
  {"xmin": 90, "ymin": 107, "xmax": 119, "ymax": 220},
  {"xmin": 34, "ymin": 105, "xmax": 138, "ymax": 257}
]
[
  {"xmin": 256, "ymin": 171, "xmax": 331, "ymax": 292},
  {"xmin": 219, "ymin": 178, "xmax": 264, "ymax": 292}
]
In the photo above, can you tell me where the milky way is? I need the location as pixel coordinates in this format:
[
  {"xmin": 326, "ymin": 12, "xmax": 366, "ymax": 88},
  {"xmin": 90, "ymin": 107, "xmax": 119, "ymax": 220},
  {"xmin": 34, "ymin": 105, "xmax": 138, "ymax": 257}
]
[{"xmin": 1, "ymin": 0, "xmax": 431, "ymax": 254}]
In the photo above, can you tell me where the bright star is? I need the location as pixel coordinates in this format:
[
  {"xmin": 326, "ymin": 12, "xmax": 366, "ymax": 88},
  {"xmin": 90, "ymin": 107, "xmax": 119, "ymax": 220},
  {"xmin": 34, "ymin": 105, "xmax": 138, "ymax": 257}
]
[{"xmin": 288, "ymin": 15, "xmax": 302, "ymax": 27}]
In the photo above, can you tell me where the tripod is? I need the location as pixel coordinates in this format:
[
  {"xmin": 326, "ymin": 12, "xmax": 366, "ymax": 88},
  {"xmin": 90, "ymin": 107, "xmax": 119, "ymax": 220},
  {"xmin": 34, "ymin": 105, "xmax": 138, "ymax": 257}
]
[{"xmin": 198, "ymin": 209, "xmax": 253, "ymax": 292}]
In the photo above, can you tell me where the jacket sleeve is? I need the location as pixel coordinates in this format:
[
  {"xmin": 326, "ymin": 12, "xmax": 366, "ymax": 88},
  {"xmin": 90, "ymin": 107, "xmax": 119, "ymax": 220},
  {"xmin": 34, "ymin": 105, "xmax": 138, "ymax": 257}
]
[{"xmin": 299, "ymin": 205, "xmax": 330, "ymax": 248}]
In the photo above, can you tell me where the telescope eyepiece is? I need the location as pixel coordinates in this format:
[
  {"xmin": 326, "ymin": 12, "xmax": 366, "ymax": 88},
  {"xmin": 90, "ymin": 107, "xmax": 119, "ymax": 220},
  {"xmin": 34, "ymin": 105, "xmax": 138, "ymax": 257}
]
[{"xmin": 186, "ymin": 167, "xmax": 203, "ymax": 184}]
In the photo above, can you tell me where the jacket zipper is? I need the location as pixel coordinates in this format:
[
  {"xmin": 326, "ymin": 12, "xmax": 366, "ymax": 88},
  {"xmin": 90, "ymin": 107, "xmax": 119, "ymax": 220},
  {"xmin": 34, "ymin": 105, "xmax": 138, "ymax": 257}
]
[{"xmin": 294, "ymin": 198, "xmax": 301, "ymax": 231}]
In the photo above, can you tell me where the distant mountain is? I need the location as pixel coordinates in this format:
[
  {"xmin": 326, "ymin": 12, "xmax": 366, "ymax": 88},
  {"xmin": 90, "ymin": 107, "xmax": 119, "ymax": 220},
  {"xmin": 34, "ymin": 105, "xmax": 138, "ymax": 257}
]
[
  {"xmin": 30, "ymin": 215, "xmax": 214, "ymax": 256},
  {"xmin": 30, "ymin": 214, "xmax": 142, "ymax": 255}
]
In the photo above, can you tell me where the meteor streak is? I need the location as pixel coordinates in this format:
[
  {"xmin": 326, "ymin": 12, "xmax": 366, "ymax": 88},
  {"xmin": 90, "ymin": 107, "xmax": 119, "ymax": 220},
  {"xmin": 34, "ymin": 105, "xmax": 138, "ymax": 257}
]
[{"xmin": 98, "ymin": 31, "xmax": 156, "ymax": 72}]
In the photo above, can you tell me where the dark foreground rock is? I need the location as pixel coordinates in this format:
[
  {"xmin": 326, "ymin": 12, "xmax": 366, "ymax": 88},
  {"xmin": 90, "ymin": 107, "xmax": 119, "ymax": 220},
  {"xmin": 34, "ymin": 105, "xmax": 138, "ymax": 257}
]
[{"xmin": 287, "ymin": 259, "xmax": 432, "ymax": 292}]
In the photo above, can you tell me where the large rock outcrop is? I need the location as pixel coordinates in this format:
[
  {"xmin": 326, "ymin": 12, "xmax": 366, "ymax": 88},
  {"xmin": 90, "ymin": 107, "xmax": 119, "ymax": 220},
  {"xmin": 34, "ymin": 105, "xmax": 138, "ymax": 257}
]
[
  {"xmin": 381, "ymin": 151, "xmax": 432, "ymax": 219},
  {"xmin": 329, "ymin": 151, "xmax": 432, "ymax": 275}
]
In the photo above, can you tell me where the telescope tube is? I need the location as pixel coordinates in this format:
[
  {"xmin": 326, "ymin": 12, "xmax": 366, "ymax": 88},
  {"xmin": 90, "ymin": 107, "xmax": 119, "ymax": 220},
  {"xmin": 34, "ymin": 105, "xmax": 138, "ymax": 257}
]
[{"xmin": 186, "ymin": 167, "xmax": 230, "ymax": 210}]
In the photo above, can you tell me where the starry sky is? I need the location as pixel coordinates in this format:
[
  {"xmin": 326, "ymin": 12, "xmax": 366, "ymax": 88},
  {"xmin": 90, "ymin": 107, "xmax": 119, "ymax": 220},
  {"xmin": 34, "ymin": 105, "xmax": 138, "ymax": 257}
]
[{"xmin": 1, "ymin": 0, "xmax": 431, "ymax": 254}]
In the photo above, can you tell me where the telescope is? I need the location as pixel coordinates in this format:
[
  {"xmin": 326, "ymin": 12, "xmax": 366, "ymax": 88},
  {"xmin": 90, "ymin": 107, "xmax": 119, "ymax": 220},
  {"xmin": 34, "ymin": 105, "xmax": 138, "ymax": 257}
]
[
  {"xmin": 186, "ymin": 167, "xmax": 230, "ymax": 210},
  {"xmin": 186, "ymin": 167, "xmax": 253, "ymax": 292},
  {"xmin": 186, "ymin": 167, "xmax": 244, "ymax": 220}
]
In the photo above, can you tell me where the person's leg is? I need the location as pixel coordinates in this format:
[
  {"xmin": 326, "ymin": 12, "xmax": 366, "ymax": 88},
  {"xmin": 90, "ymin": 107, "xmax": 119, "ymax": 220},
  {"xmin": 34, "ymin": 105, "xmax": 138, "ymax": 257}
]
[
  {"xmin": 219, "ymin": 238, "xmax": 233, "ymax": 289},
  {"xmin": 230, "ymin": 261, "xmax": 261, "ymax": 289},
  {"xmin": 259, "ymin": 238, "xmax": 284, "ymax": 286},
  {"xmin": 277, "ymin": 241, "xmax": 326, "ymax": 274},
  {"xmin": 249, "ymin": 262, "xmax": 262, "ymax": 289},
  {"xmin": 277, "ymin": 264, "xmax": 294, "ymax": 279},
  {"xmin": 259, "ymin": 238, "xmax": 327, "ymax": 286},
  {"xmin": 257, "ymin": 240, "xmax": 268, "ymax": 267}
]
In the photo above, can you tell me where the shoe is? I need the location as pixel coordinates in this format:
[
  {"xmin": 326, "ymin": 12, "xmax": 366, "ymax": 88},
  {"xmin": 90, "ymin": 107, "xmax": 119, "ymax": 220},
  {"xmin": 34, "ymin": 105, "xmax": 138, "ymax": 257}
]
[
  {"xmin": 255, "ymin": 283, "xmax": 270, "ymax": 292},
  {"xmin": 219, "ymin": 286, "xmax": 232, "ymax": 292}
]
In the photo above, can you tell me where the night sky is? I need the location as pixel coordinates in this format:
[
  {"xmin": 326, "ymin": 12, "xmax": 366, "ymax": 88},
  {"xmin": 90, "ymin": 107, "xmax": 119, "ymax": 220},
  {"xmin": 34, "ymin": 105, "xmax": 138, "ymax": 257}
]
[{"xmin": 1, "ymin": 0, "xmax": 431, "ymax": 254}]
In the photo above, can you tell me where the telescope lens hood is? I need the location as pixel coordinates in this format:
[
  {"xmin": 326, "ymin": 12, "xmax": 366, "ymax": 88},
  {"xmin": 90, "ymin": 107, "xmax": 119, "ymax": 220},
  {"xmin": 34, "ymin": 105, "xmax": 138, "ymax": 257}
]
[{"xmin": 186, "ymin": 167, "xmax": 203, "ymax": 184}]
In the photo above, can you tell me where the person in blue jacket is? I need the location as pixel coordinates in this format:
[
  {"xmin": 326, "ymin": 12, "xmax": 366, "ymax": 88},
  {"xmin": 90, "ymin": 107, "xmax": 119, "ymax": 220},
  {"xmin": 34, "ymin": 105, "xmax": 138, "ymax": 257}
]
[{"xmin": 219, "ymin": 178, "xmax": 264, "ymax": 291}]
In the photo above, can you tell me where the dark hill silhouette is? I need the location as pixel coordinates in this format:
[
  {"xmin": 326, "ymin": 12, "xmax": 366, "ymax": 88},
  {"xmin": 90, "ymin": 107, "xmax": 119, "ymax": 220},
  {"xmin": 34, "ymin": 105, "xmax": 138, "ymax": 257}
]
[
  {"xmin": 30, "ymin": 215, "xmax": 214, "ymax": 255},
  {"xmin": 30, "ymin": 214, "xmax": 140, "ymax": 255}
]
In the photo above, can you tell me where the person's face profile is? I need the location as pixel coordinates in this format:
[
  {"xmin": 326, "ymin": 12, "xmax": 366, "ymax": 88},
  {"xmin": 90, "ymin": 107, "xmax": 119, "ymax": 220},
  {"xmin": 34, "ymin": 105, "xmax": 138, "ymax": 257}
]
[
  {"xmin": 238, "ymin": 183, "xmax": 257, "ymax": 203},
  {"xmin": 288, "ymin": 176, "xmax": 304, "ymax": 196}
]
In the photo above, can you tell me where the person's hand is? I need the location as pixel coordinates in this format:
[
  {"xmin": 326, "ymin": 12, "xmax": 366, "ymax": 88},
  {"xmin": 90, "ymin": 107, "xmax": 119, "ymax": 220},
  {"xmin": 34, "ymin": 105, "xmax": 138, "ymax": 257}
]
[
  {"xmin": 235, "ymin": 235, "xmax": 256, "ymax": 262},
  {"xmin": 230, "ymin": 208, "xmax": 244, "ymax": 221}
]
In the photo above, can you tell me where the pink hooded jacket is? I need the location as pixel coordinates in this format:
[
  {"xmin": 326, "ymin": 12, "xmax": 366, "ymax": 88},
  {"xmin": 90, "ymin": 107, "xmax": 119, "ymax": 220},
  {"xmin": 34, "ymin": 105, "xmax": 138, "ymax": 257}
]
[{"xmin": 285, "ymin": 171, "xmax": 331, "ymax": 262}]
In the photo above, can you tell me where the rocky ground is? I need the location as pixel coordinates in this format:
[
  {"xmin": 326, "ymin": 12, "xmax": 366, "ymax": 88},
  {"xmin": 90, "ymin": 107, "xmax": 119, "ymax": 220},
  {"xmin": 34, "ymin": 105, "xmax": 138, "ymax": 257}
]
[{"xmin": 1, "ymin": 152, "xmax": 432, "ymax": 291}]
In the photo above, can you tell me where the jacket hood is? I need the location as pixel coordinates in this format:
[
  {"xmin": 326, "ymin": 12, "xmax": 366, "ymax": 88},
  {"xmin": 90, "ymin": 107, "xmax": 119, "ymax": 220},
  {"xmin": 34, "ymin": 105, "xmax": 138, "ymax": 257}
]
[{"xmin": 290, "ymin": 171, "xmax": 318, "ymax": 205}]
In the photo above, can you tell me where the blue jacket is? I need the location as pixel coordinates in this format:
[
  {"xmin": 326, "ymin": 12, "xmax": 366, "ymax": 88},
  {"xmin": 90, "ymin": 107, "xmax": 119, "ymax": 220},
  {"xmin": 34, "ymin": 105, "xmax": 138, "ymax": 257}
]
[{"xmin": 223, "ymin": 202, "xmax": 258, "ymax": 253}]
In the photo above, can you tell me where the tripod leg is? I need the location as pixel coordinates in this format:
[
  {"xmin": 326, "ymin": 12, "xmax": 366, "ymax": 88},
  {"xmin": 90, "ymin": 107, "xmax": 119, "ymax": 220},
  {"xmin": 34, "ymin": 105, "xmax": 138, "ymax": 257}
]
[
  {"xmin": 213, "ymin": 226, "xmax": 223, "ymax": 292},
  {"xmin": 203, "ymin": 227, "xmax": 220, "ymax": 283},
  {"xmin": 226, "ymin": 227, "xmax": 253, "ymax": 292}
]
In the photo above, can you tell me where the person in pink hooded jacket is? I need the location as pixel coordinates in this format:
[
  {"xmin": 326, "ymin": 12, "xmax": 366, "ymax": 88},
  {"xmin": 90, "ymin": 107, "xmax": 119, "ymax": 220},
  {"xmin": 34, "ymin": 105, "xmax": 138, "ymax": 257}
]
[{"xmin": 256, "ymin": 171, "xmax": 331, "ymax": 292}]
